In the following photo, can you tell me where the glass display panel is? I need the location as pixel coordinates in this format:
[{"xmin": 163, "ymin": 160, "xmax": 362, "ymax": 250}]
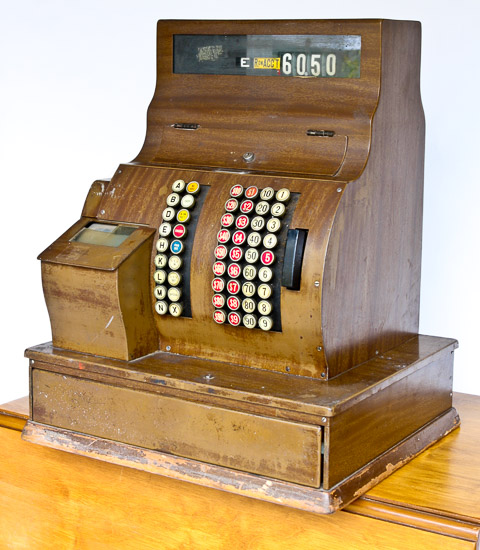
[
  {"xmin": 71, "ymin": 223, "xmax": 136, "ymax": 247},
  {"xmin": 174, "ymin": 34, "xmax": 361, "ymax": 78}
]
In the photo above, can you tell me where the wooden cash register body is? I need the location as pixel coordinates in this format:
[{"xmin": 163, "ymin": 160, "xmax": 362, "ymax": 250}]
[{"xmin": 23, "ymin": 19, "xmax": 459, "ymax": 513}]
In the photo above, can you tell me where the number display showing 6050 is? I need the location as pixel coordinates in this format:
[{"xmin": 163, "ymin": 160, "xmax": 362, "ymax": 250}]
[{"xmin": 281, "ymin": 53, "xmax": 337, "ymax": 77}]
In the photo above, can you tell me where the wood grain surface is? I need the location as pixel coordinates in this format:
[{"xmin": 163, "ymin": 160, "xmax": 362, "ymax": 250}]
[{"xmin": 0, "ymin": 393, "xmax": 477, "ymax": 549}]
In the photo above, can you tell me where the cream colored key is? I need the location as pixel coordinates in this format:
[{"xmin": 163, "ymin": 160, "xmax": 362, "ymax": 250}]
[{"xmin": 155, "ymin": 300, "xmax": 168, "ymax": 315}]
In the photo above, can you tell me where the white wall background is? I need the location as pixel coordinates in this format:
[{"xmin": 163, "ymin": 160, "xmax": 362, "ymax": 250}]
[{"xmin": 0, "ymin": 1, "xmax": 478, "ymax": 404}]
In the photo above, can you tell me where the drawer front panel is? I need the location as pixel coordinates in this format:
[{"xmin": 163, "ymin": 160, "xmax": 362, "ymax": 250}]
[{"xmin": 32, "ymin": 369, "xmax": 321, "ymax": 487}]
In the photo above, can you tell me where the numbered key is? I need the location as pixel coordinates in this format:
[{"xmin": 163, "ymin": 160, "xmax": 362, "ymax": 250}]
[
  {"xmin": 227, "ymin": 263, "xmax": 241, "ymax": 279},
  {"xmin": 247, "ymin": 232, "xmax": 262, "ymax": 247},
  {"xmin": 271, "ymin": 202, "xmax": 286, "ymax": 218},
  {"xmin": 258, "ymin": 300, "xmax": 273, "ymax": 316},
  {"xmin": 250, "ymin": 216, "xmax": 265, "ymax": 231},
  {"xmin": 242, "ymin": 297, "xmax": 256, "ymax": 313},
  {"xmin": 212, "ymin": 294, "xmax": 226, "ymax": 309},
  {"xmin": 258, "ymin": 284, "xmax": 272, "ymax": 299},
  {"xmin": 242, "ymin": 282, "xmax": 256, "ymax": 297},
  {"xmin": 240, "ymin": 200, "xmax": 254, "ymax": 214},
  {"xmin": 217, "ymin": 229, "xmax": 231, "ymax": 244},
  {"xmin": 214, "ymin": 244, "xmax": 228, "ymax": 260},
  {"xmin": 229, "ymin": 246, "xmax": 243, "ymax": 262},
  {"xmin": 266, "ymin": 217, "xmax": 282, "ymax": 233},
  {"xmin": 258, "ymin": 266, "xmax": 273, "ymax": 282},
  {"xmin": 260, "ymin": 250, "xmax": 275, "ymax": 266},
  {"xmin": 212, "ymin": 261, "xmax": 226, "ymax": 276},
  {"xmin": 260, "ymin": 187, "xmax": 275, "ymax": 201},
  {"xmin": 245, "ymin": 186, "xmax": 259, "ymax": 199},
  {"xmin": 244, "ymin": 248, "xmax": 259, "ymax": 264},
  {"xmin": 230, "ymin": 185, "xmax": 244, "ymax": 198},
  {"xmin": 258, "ymin": 316, "xmax": 274, "ymax": 331},
  {"xmin": 225, "ymin": 198, "xmax": 239, "ymax": 212},
  {"xmin": 227, "ymin": 295, "xmax": 241, "ymax": 311},
  {"xmin": 255, "ymin": 201, "xmax": 270, "ymax": 216},
  {"xmin": 243, "ymin": 314, "xmax": 257, "ymax": 329},
  {"xmin": 228, "ymin": 311, "xmax": 242, "ymax": 326},
  {"xmin": 213, "ymin": 309, "xmax": 227, "ymax": 324},
  {"xmin": 232, "ymin": 230, "xmax": 246, "ymax": 246},
  {"xmin": 275, "ymin": 188, "xmax": 291, "ymax": 203},
  {"xmin": 221, "ymin": 213, "xmax": 235, "ymax": 228},
  {"xmin": 235, "ymin": 214, "xmax": 250, "ymax": 229},
  {"xmin": 226, "ymin": 279, "xmax": 241, "ymax": 295},
  {"xmin": 263, "ymin": 234, "xmax": 278, "ymax": 249},
  {"xmin": 243, "ymin": 265, "xmax": 257, "ymax": 281},
  {"xmin": 212, "ymin": 277, "xmax": 225, "ymax": 293}
]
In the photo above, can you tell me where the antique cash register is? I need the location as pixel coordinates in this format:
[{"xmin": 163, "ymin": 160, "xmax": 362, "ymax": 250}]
[{"xmin": 22, "ymin": 19, "xmax": 459, "ymax": 514}]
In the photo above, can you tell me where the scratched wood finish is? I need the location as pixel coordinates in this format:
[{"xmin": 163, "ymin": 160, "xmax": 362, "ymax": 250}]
[
  {"xmin": 322, "ymin": 20, "xmax": 425, "ymax": 377},
  {"xmin": 25, "ymin": 335, "xmax": 457, "ymax": 504},
  {"xmin": 37, "ymin": 20, "xmax": 428, "ymax": 379},
  {"xmin": 41, "ymin": 230, "xmax": 157, "ymax": 360},
  {"xmin": 32, "ymin": 369, "xmax": 322, "ymax": 487},
  {"xmin": 3, "ymin": 394, "xmax": 478, "ymax": 546},
  {"xmin": 93, "ymin": 164, "xmax": 342, "ymax": 376},
  {"xmin": 136, "ymin": 20, "xmax": 383, "ymax": 181}
]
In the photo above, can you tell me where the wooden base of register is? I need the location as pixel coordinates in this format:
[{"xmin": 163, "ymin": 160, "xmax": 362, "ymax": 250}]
[{"xmin": 23, "ymin": 334, "xmax": 459, "ymax": 514}]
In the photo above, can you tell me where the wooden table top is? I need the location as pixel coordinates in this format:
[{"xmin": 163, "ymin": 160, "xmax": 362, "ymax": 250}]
[{"xmin": 1, "ymin": 392, "xmax": 479, "ymax": 548}]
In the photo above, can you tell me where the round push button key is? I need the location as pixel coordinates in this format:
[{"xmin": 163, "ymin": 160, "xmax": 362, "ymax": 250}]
[
  {"xmin": 169, "ymin": 302, "xmax": 183, "ymax": 317},
  {"xmin": 167, "ymin": 287, "xmax": 182, "ymax": 302},
  {"xmin": 181, "ymin": 194, "xmax": 196, "ymax": 209},
  {"xmin": 186, "ymin": 181, "xmax": 200, "ymax": 195},
  {"xmin": 225, "ymin": 198, "xmax": 239, "ymax": 212},
  {"xmin": 173, "ymin": 224, "xmax": 187, "ymax": 239},
  {"xmin": 168, "ymin": 271, "xmax": 182, "ymax": 287},
  {"xmin": 271, "ymin": 202, "xmax": 286, "ymax": 218},
  {"xmin": 242, "ymin": 282, "xmax": 256, "ymax": 298},
  {"xmin": 154, "ymin": 285, "xmax": 167, "ymax": 300},
  {"xmin": 258, "ymin": 284, "xmax": 272, "ymax": 299},
  {"xmin": 212, "ymin": 277, "xmax": 225, "ymax": 293},
  {"xmin": 154, "ymin": 270, "xmax": 167, "ymax": 284},
  {"xmin": 243, "ymin": 314, "xmax": 257, "ymax": 329},
  {"xmin": 212, "ymin": 294, "xmax": 226, "ymax": 309},
  {"xmin": 259, "ymin": 266, "xmax": 273, "ymax": 281},
  {"xmin": 245, "ymin": 186, "xmax": 259, "ymax": 199},
  {"xmin": 275, "ymin": 188, "xmax": 291, "ymax": 203},
  {"xmin": 177, "ymin": 209, "xmax": 191, "ymax": 223},
  {"xmin": 213, "ymin": 309, "xmax": 227, "ymax": 324},
  {"xmin": 232, "ymin": 230, "xmax": 246, "ymax": 246},
  {"xmin": 228, "ymin": 311, "xmax": 242, "ymax": 327},
  {"xmin": 263, "ymin": 234, "xmax": 278, "ymax": 250},
  {"xmin": 266, "ymin": 217, "xmax": 282, "ymax": 233},
  {"xmin": 162, "ymin": 207, "xmax": 176, "ymax": 222},
  {"xmin": 217, "ymin": 229, "xmax": 231, "ymax": 244},
  {"xmin": 154, "ymin": 254, "xmax": 168, "ymax": 268},
  {"xmin": 255, "ymin": 201, "xmax": 270, "ymax": 216},
  {"xmin": 170, "ymin": 240, "xmax": 184, "ymax": 255},
  {"xmin": 247, "ymin": 232, "xmax": 262, "ymax": 248},
  {"xmin": 221, "ymin": 213, "xmax": 235, "ymax": 228},
  {"xmin": 239, "ymin": 200, "xmax": 254, "ymax": 214},
  {"xmin": 168, "ymin": 255, "xmax": 183, "ymax": 271},
  {"xmin": 235, "ymin": 215, "xmax": 250, "ymax": 230},
  {"xmin": 227, "ymin": 263, "xmax": 241, "ymax": 279},
  {"xmin": 229, "ymin": 246, "xmax": 243, "ymax": 262},
  {"xmin": 214, "ymin": 244, "xmax": 228, "ymax": 260},
  {"xmin": 172, "ymin": 179, "xmax": 186, "ymax": 192},
  {"xmin": 243, "ymin": 265, "xmax": 257, "ymax": 281},
  {"xmin": 250, "ymin": 216, "xmax": 265, "ymax": 231},
  {"xmin": 244, "ymin": 248, "xmax": 259, "ymax": 264},
  {"xmin": 227, "ymin": 279, "xmax": 241, "ymax": 295},
  {"xmin": 166, "ymin": 193, "xmax": 181, "ymax": 207},
  {"xmin": 155, "ymin": 300, "xmax": 168, "ymax": 315},
  {"xmin": 159, "ymin": 222, "xmax": 172, "ymax": 238},
  {"xmin": 242, "ymin": 297, "xmax": 256, "ymax": 313},
  {"xmin": 261, "ymin": 250, "xmax": 275, "ymax": 266},
  {"xmin": 212, "ymin": 261, "xmax": 226, "ymax": 276},
  {"xmin": 156, "ymin": 238, "xmax": 169, "ymax": 253},
  {"xmin": 258, "ymin": 316, "xmax": 274, "ymax": 331},
  {"xmin": 227, "ymin": 295, "xmax": 241, "ymax": 311},
  {"xmin": 260, "ymin": 187, "xmax": 275, "ymax": 201},
  {"xmin": 258, "ymin": 300, "xmax": 273, "ymax": 315},
  {"xmin": 230, "ymin": 185, "xmax": 244, "ymax": 198}
]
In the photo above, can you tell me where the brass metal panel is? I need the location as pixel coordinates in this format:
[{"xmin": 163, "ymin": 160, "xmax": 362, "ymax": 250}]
[{"xmin": 32, "ymin": 369, "xmax": 322, "ymax": 487}]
